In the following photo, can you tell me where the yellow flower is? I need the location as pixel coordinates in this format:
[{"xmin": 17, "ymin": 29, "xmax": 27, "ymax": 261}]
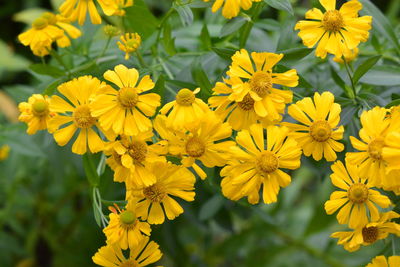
[
  {"xmin": 118, "ymin": 33, "xmax": 141, "ymax": 60},
  {"xmin": 324, "ymin": 159, "xmax": 391, "ymax": 229},
  {"xmin": 48, "ymin": 76, "xmax": 109, "ymax": 155},
  {"xmin": 159, "ymin": 88, "xmax": 209, "ymax": 130},
  {"xmin": 113, "ymin": 0, "xmax": 134, "ymax": 16},
  {"xmin": 18, "ymin": 17, "xmax": 64, "ymax": 56},
  {"xmin": 221, "ymin": 124, "xmax": 302, "ymax": 204},
  {"xmin": 295, "ymin": 0, "xmax": 372, "ymax": 59},
  {"xmin": 227, "ymin": 49, "xmax": 298, "ymax": 122},
  {"xmin": 331, "ymin": 211, "xmax": 400, "ymax": 252},
  {"xmin": 60, "ymin": 0, "xmax": 118, "ymax": 25},
  {"xmin": 154, "ymin": 113, "xmax": 235, "ymax": 179},
  {"xmin": 0, "ymin": 145, "xmax": 10, "ymax": 161},
  {"xmin": 283, "ymin": 91, "xmax": 344, "ymax": 161},
  {"xmin": 91, "ymin": 64, "xmax": 161, "ymax": 136},
  {"xmin": 92, "ymin": 236, "xmax": 162, "ymax": 267},
  {"xmin": 346, "ymin": 107, "xmax": 391, "ymax": 187},
  {"xmin": 18, "ymin": 94, "xmax": 55, "ymax": 135},
  {"xmin": 366, "ymin": 255, "xmax": 400, "ymax": 267},
  {"xmin": 203, "ymin": 0, "xmax": 262, "ymax": 19},
  {"xmin": 126, "ymin": 161, "xmax": 196, "ymax": 224},
  {"xmin": 103, "ymin": 202, "xmax": 151, "ymax": 250},
  {"xmin": 333, "ymin": 47, "xmax": 359, "ymax": 63},
  {"xmin": 105, "ymin": 132, "xmax": 167, "ymax": 187},
  {"xmin": 208, "ymin": 77, "xmax": 280, "ymax": 130},
  {"xmin": 103, "ymin": 25, "xmax": 121, "ymax": 37}
]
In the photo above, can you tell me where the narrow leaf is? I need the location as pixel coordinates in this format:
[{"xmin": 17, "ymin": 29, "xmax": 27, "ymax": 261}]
[
  {"xmin": 264, "ymin": 0, "xmax": 293, "ymax": 15},
  {"xmin": 353, "ymin": 55, "xmax": 381, "ymax": 84},
  {"xmin": 83, "ymin": 153, "xmax": 100, "ymax": 187}
]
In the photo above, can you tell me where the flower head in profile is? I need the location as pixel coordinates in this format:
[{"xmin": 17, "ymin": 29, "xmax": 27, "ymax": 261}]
[
  {"xmin": 331, "ymin": 211, "xmax": 400, "ymax": 252},
  {"xmin": 346, "ymin": 107, "xmax": 391, "ymax": 187},
  {"xmin": 208, "ymin": 77, "xmax": 280, "ymax": 130},
  {"xmin": 127, "ymin": 161, "xmax": 196, "ymax": 224},
  {"xmin": 154, "ymin": 113, "xmax": 235, "ymax": 179},
  {"xmin": 91, "ymin": 64, "xmax": 161, "ymax": 136},
  {"xmin": 159, "ymin": 88, "xmax": 209, "ymax": 130},
  {"xmin": 60, "ymin": 0, "xmax": 118, "ymax": 25},
  {"xmin": 221, "ymin": 124, "xmax": 302, "ymax": 204},
  {"xmin": 118, "ymin": 32, "xmax": 141, "ymax": 60},
  {"xmin": 227, "ymin": 49, "xmax": 298, "ymax": 122},
  {"xmin": 18, "ymin": 94, "xmax": 55, "ymax": 135},
  {"xmin": 49, "ymin": 76, "xmax": 109, "ymax": 155},
  {"xmin": 105, "ymin": 131, "xmax": 166, "ymax": 187},
  {"xmin": 295, "ymin": 0, "xmax": 372, "ymax": 59},
  {"xmin": 92, "ymin": 236, "xmax": 162, "ymax": 267},
  {"xmin": 324, "ymin": 160, "xmax": 391, "ymax": 229},
  {"xmin": 113, "ymin": 0, "xmax": 134, "ymax": 16},
  {"xmin": 203, "ymin": 0, "xmax": 261, "ymax": 19},
  {"xmin": 366, "ymin": 255, "xmax": 400, "ymax": 267},
  {"xmin": 103, "ymin": 202, "xmax": 151, "ymax": 250},
  {"xmin": 283, "ymin": 91, "xmax": 344, "ymax": 161},
  {"xmin": 0, "ymin": 145, "xmax": 10, "ymax": 161}
]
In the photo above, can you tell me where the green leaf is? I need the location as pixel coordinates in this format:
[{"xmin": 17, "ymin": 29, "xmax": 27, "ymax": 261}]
[
  {"xmin": 83, "ymin": 153, "xmax": 100, "ymax": 187},
  {"xmin": 191, "ymin": 59, "xmax": 213, "ymax": 100},
  {"xmin": 330, "ymin": 67, "xmax": 346, "ymax": 91},
  {"xmin": 200, "ymin": 24, "xmax": 212, "ymax": 50},
  {"xmin": 264, "ymin": 0, "xmax": 293, "ymax": 15},
  {"xmin": 239, "ymin": 21, "xmax": 253, "ymax": 48},
  {"xmin": 386, "ymin": 99, "xmax": 400, "ymax": 108},
  {"xmin": 125, "ymin": 0, "xmax": 158, "ymax": 38},
  {"xmin": 360, "ymin": 65, "xmax": 400, "ymax": 86},
  {"xmin": 220, "ymin": 17, "xmax": 247, "ymax": 37},
  {"xmin": 360, "ymin": 0, "xmax": 400, "ymax": 54},
  {"xmin": 153, "ymin": 75, "xmax": 166, "ymax": 107},
  {"xmin": 211, "ymin": 47, "xmax": 236, "ymax": 61},
  {"xmin": 199, "ymin": 195, "xmax": 224, "ymax": 221},
  {"xmin": 166, "ymin": 79, "xmax": 197, "ymax": 90},
  {"xmin": 43, "ymin": 78, "xmax": 64, "ymax": 96},
  {"xmin": 352, "ymin": 55, "xmax": 381, "ymax": 84},
  {"xmin": 173, "ymin": 2, "xmax": 193, "ymax": 26},
  {"xmin": 29, "ymin": 64, "xmax": 65, "ymax": 78},
  {"xmin": 277, "ymin": 47, "xmax": 312, "ymax": 65},
  {"xmin": 162, "ymin": 22, "xmax": 177, "ymax": 56},
  {"xmin": 13, "ymin": 8, "xmax": 48, "ymax": 24}
]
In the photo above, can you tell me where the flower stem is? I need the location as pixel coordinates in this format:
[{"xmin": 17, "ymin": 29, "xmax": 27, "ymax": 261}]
[
  {"xmin": 342, "ymin": 57, "xmax": 357, "ymax": 99},
  {"xmin": 97, "ymin": 37, "xmax": 112, "ymax": 60},
  {"xmin": 135, "ymin": 51, "xmax": 147, "ymax": 68}
]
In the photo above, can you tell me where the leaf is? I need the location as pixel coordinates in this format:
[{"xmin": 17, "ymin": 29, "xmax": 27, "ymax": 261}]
[
  {"xmin": 211, "ymin": 47, "xmax": 236, "ymax": 61},
  {"xmin": 191, "ymin": 59, "xmax": 213, "ymax": 100},
  {"xmin": 360, "ymin": 65, "xmax": 400, "ymax": 86},
  {"xmin": 163, "ymin": 22, "xmax": 177, "ymax": 56},
  {"xmin": 166, "ymin": 79, "xmax": 197, "ymax": 90},
  {"xmin": 13, "ymin": 8, "xmax": 48, "ymax": 24},
  {"xmin": 352, "ymin": 55, "xmax": 381, "ymax": 84},
  {"xmin": 29, "ymin": 64, "xmax": 65, "ymax": 78},
  {"xmin": 277, "ymin": 47, "xmax": 312, "ymax": 65},
  {"xmin": 173, "ymin": 2, "xmax": 194, "ymax": 27},
  {"xmin": 199, "ymin": 195, "xmax": 224, "ymax": 221},
  {"xmin": 360, "ymin": 0, "xmax": 400, "ymax": 54},
  {"xmin": 220, "ymin": 17, "xmax": 247, "ymax": 37},
  {"xmin": 82, "ymin": 153, "xmax": 100, "ymax": 187},
  {"xmin": 125, "ymin": 0, "xmax": 158, "ymax": 38},
  {"xmin": 386, "ymin": 99, "xmax": 400, "ymax": 108},
  {"xmin": 153, "ymin": 75, "xmax": 166, "ymax": 107},
  {"xmin": 43, "ymin": 78, "xmax": 64, "ymax": 96},
  {"xmin": 239, "ymin": 21, "xmax": 253, "ymax": 48},
  {"xmin": 264, "ymin": 0, "xmax": 293, "ymax": 15},
  {"xmin": 200, "ymin": 24, "xmax": 212, "ymax": 50},
  {"xmin": 330, "ymin": 67, "xmax": 346, "ymax": 91}
]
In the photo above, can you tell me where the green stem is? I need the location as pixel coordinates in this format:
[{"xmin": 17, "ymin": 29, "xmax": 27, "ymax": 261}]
[
  {"xmin": 239, "ymin": 2, "xmax": 265, "ymax": 48},
  {"xmin": 50, "ymin": 50, "xmax": 70, "ymax": 74},
  {"xmin": 342, "ymin": 57, "xmax": 357, "ymax": 99},
  {"xmin": 135, "ymin": 51, "xmax": 147, "ymax": 68},
  {"xmin": 97, "ymin": 37, "xmax": 112, "ymax": 60}
]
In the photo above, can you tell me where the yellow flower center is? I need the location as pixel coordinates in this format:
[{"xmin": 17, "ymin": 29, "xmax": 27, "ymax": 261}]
[
  {"xmin": 32, "ymin": 99, "xmax": 49, "ymax": 116},
  {"xmin": 41, "ymin": 12, "xmax": 57, "ymax": 25},
  {"xmin": 362, "ymin": 226, "xmax": 378, "ymax": 243},
  {"xmin": 250, "ymin": 71, "xmax": 272, "ymax": 98},
  {"xmin": 120, "ymin": 210, "xmax": 136, "ymax": 225},
  {"xmin": 348, "ymin": 183, "xmax": 369, "ymax": 204},
  {"xmin": 185, "ymin": 137, "xmax": 206, "ymax": 158},
  {"xmin": 127, "ymin": 141, "xmax": 147, "ymax": 163},
  {"xmin": 118, "ymin": 87, "xmax": 139, "ymax": 108},
  {"xmin": 176, "ymin": 89, "xmax": 195, "ymax": 106},
  {"xmin": 73, "ymin": 105, "xmax": 96, "ymax": 128},
  {"xmin": 120, "ymin": 259, "xmax": 139, "ymax": 267},
  {"xmin": 32, "ymin": 17, "xmax": 48, "ymax": 30},
  {"xmin": 322, "ymin": 10, "xmax": 344, "ymax": 32},
  {"xmin": 126, "ymin": 39, "xmax": 140, "ymax": 51},
  {"xmin": 310, "ymin": 120, "xmax": 332, "ymax": 142},
  {"xmin": 143, "ymin": 183, "xmax": 166, "ymax": 203},
  {"xmin": 368, "ymin": 138, "xmax": 384, "ymax": 160},
  {"xmin": 237, "ymin": 93, "xmax": 255, "ymax": 111},
  {"xmin": 256, "ymin": 151, "xmax": 279, "ymax": 175}
]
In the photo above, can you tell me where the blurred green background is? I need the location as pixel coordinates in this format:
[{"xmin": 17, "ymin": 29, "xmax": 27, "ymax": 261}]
[{"xmin": 1, "ymin": 0, "xmax": 400, "ymax": 266}]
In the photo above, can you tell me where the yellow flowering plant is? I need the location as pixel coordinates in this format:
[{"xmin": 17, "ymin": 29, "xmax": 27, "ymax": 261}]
[{"xmin": 3, "ymin": 0, "xmax": 400, "ymax": 266}]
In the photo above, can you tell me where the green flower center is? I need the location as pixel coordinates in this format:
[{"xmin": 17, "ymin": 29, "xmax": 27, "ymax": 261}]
[
  {"xmin": 176, "ymin": 89, "xmax": 195, "ymax": 106},
  {"xmin": 310, "ymin": 120, "xmax": 332, "ymax": 142},
  {"xmin": 186, "ymin": 136, "xmax": 206, "ymax": 158},
  {"xmin": 256, "ymin": 151, "xmax": 279, "ymax": 175},
  {"xmin": 120, "ymin": 210, "xmax": 136, "ymax": 225},
  {"xmin": 32, "ymin": 17, "xmax": 48, "ymax": 30},
  {"xmin": 322, "ymin": 10, "xmax": 344, "ymax": 32},
  {"xmin": 118, "ymin": 87, "xmax": 139, "ymax": 108},
  {"xmin": 41, "ymin": 12, "xmax": 57, "ymax": 25},
  {"xmin": 348, "ymin": 183, "xmax": 369, "ymax": 204},
  {"xmin": 250, "ymin": 71, "xmax": 272, "ymax": 98},
  {"xmin": 32, "ymin": 99, "xmax": 49, "ymax": 116}
]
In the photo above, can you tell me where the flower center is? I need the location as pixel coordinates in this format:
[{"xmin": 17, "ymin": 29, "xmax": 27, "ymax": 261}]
[
  {"xmin": 186, "ymin": 137, "xmax": 206, "ymax": 158},
  {"xmin": 32, "ymin": 17, "xmax": 48, "ymax": 29},
  {"xmin": 120, "ymin": 210, "xmax": 136, "ymax": 225},
  {"xmin": 368, "ymin": 138, "xmax": 384, "ymax": 160},
  {"xmin": 127, "ymin": 141, "xmax": 147, "ymax": 163},
  {"xmin": 41, "ymin": 12, "xmax": 57, "ymax": 25},
  {"xmin": 250, "ymin": 71, "xmax": 272, "ymax": 98},
  {"xmin": 237, "ymin": 93, "xmax": 255, "ymax": 111},
  {"xmin": 126, "ymin": 39, "xmax": 140, "ymax": 51},
  {"xmin": 256, "ymin": 152, "xmax": 279, "ymax": 175},
  {"xmin": 362, "ymin": 226, "xmax": 378, "ymax": 243},
  {"xmin": 73, "ymin": 105, "xmax": 96, "ymax": 128},
  {"xmin": 176, "ymin": 89, "xmax": 195, "ymax": 106},
  {"xmin": 310, "ymin": 120, "xmax": 332, "ymax": 142},
  {"xmin": 143, "ymin": 184, "xmax": 166, "ymax": 203},
  {"xmin": 322, "ymin": 10, "xmax": 344, "ymax": 32},
  {"xmin": 32, "ymin": 99, "xmax": 49, "ymax": 116},
  {"xmin": 348, "ymin": 183, "xmax": 369, "ymax": 204},
  {"xmin": 120, "ymin": 259, "xmax": 139, "ymax": 267},
  {"xmin": 118, "ymin": 87, "xmax": 139, "ymax": 108}
]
